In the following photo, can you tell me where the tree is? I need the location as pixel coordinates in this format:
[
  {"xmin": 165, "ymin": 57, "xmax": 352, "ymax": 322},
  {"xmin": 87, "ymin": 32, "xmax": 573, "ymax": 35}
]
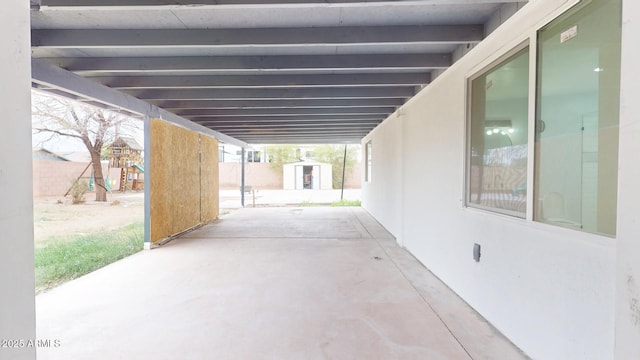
[
  {"xmin": 32, "ymin": 91, "xmax": 138, "ymax": 202},
  {"xmin": 264, "ymin": 144, "xmax": 300, "ymax": 173},
  {"xmin": 311, "ymin": 144, "xmax": 360, "ymax": 189},
  {"xmin": 262, "ymin": 144, "xmax": 360, "ymax": 189}
]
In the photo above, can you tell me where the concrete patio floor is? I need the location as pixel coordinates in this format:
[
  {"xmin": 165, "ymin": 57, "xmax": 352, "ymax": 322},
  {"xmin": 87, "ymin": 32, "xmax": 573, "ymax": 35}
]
[{"xmin": 36, "ymin": 207, "xmax": 528, "ymax": 359}]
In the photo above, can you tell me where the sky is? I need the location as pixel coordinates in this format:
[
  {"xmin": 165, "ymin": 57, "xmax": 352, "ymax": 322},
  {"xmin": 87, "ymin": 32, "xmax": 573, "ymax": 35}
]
[{"xmin": 31, "ymin": 90, "xmax": 144, "ymax": 154}]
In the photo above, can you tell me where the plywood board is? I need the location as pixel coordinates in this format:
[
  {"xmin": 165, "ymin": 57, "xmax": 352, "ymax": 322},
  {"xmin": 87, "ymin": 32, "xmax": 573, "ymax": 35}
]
[
  {"xmin": 150, "ymin": 119, "xmax": 172, "ymax": 243},
  {"xmin": 170, "ymin": 126, "xmax": 201, "ymax": 236},
  {"xmin": 200, "ymin": 134, "xmax": 219, "ymax": 223},
  {"xmin": 149, "ymin": 119, "xmax": 219, "ymax": 243}
]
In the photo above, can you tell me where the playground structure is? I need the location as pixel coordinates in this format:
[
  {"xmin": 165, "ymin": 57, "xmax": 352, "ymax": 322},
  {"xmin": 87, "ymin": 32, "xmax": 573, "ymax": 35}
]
[{"xmin": 107, "ymin": 136, "xmax": 144, "ymax": 192}]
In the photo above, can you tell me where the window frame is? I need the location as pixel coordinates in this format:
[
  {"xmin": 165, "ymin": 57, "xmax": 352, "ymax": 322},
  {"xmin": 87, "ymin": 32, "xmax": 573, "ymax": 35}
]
[
  {"xmin": 365, "ymin": 140, "xmax": 372, "ymax": 183},
  {"xmin": 464, "ymin": 41, "xmax": 531, "ymax": 218},
  {"xmin": 463, "ymin": 0, "xmax": 622, "ymax": 238},
  {"xmin": 532, "ymin": 0, "xmax": 621, "ymax": 237}
]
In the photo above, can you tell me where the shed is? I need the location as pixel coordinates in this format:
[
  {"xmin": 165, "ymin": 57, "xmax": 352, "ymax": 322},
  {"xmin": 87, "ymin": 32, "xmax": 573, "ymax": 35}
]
[{"xmin": 283, "ymin": 161, "xmax": 332, "ymax": 190}]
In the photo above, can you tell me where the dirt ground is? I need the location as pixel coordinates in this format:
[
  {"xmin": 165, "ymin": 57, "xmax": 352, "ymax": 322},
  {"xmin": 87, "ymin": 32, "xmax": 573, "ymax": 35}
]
[
  {"xmin": 33, "ymin": 192, "xmax": 144, "ymax": 247},
  {"xmin": 33, "ymin": 189, "xmax": 360, "ymax": 246}
]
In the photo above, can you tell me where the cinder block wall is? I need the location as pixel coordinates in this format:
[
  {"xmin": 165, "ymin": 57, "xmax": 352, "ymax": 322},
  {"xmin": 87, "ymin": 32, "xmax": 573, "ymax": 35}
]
[
  {"xmin": 219, "ymin": 162, "xmax": 282, "ymax": 189},
  {"xmin": 32, "ymin": 159, "xmax": 120, "ymax": 198},
  {"xmin": 344, "ymin": 162, "xmax": 362, "ymax": 189},
  {"xmin": 219, "ymin": 161, "xmax": 362, "ymax": 189}
]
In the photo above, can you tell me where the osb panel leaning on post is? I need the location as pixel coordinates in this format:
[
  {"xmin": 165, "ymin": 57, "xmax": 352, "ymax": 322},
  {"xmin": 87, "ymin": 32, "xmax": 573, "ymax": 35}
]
[
  {"xmin": 150, "ymin": 119, "xmax": 171, "ymax": 243},
  {"xmin": 169, "ymin": 124, "xmax": 200, "ymax": 236},
  {"xmin": 200, "ymin": 134, "xmax": 219, "ymax": 223},
  {"xmin": 150, "ymin": 119, "xmax": 219, "ymax": 243}
]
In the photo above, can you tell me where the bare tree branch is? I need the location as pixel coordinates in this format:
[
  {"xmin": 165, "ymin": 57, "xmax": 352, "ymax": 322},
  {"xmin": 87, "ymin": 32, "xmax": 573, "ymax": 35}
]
[
  {"xmin": 33, "ymin": 127, "xmax": 84, "ymax": 140},
  {"xmin": 32, "ymin": 90, "xmax": 141, "ymax": 202}
]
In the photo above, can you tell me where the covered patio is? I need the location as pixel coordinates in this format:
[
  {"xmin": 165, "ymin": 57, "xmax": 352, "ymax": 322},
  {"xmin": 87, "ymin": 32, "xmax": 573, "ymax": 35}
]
[
  {"xmin": 36, "ymin": 207, "xmax": 525, "ymax": 359},
  {"xmin": 3, "ymin": 1, "xmax": 640, "ymax": 359}
]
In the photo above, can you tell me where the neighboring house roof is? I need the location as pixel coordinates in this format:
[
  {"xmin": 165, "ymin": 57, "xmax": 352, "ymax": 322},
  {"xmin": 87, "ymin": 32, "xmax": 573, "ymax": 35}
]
[
  {"xmin": 59, "ymin": 151, "xmax": 92, "ymax": 163},
  {"xmin": 111, "ymin": 136, "xmax": 143, "ymax": 151},
  {"xmin": 32, "ymin": 148, "xmax": 70, "ymax": 162}
]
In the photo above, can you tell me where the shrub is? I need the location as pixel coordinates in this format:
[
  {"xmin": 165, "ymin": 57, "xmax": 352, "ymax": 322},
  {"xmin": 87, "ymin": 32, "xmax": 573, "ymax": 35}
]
[{"xmin": 70, "ymin": 179, "xmax": 89, "ymax": 204}]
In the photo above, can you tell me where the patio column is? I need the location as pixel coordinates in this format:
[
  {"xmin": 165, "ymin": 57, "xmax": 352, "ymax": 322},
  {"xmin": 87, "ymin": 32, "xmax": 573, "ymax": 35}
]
[
  {"xmin": 616, "ymin": 0, "xmax": 640, "ymax": 358},
  {"xmin": 0, "ymin": 1, "xmax": 37, "ymax": 359}
]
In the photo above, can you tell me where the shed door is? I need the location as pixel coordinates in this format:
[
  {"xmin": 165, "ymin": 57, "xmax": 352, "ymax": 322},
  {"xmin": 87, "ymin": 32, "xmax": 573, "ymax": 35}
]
[
  {"xmin": 312, "ymin": 165, "xmax": 321, "ymax": 190},
  {"xmin": 295, "ymin": 165, "xmax": 303, "ymax": 190}
]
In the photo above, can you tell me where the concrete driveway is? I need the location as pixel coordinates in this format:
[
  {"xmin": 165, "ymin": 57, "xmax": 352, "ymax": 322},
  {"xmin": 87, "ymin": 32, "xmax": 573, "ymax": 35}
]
[{"xmin": 36, "ymin": 207, "xmax": 527, "ymax": 360}]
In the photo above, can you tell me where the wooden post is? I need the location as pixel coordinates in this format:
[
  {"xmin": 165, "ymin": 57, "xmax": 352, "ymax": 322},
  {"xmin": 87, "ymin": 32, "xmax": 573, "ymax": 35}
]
[{"xmin": 63, "ymin": 161, "xmax": 92, "ymax": 197}]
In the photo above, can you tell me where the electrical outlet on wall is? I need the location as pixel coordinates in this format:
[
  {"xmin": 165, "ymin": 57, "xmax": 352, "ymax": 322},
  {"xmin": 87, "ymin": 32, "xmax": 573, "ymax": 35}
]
[{"xmin": 473, "ymin": 243, "xmax": 481, "ymax": 262}]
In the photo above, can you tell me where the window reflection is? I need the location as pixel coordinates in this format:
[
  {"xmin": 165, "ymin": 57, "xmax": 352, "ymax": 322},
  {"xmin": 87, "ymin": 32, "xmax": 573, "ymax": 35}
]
[
  {"xmin": 534, "ymin": 0, "xmax": 621, "ymax": 236},
  {"xmin": 467, "ymin": 47, "xmax": 529, "ymax": 217}
]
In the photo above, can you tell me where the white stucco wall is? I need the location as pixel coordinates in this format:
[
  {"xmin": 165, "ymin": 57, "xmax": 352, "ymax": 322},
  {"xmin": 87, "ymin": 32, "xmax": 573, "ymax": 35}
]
[
  {"xmin": 361, "ymin": 0, "xmax": 635, "ymax": 359},
  {"xmin": 0, "ymin": 1, "xmax": 36, "ymax": 360},
  {"xmin": 362, "ymin": 118, "xmax": 405, "ymax": 242},
  {"xmin": 615, "ymin": 0, "xmax": 640, "ymax": 358}
]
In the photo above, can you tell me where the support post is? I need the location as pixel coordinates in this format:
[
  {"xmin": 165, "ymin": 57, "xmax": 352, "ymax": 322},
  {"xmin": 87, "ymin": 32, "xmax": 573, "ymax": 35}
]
[
  {"xmin": 616, "ymin": 0, "xmax": 640, "ymax": 357},
  {"xmin": 0, "ymin": 1, "xmax": 36, "ymax": 359},
  {"xmin": 241, "ymin": 147, "xmax": 246, "ymax": 207},
  {"xmin": 63, "ymin": 161, "xmax": 92, "ymax": 197},
  {"xmin": 341, "ymin": 144, "xmax": 348, "ymax": 200},
  {"xmin": 143, "ymin": 116, "xmax": 152, "ymax": 249}
]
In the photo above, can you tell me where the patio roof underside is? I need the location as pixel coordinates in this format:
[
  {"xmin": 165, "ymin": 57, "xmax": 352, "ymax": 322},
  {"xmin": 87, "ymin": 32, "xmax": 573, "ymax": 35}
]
[{"xmin": 30, "ymin": 0, "xmax": 527, "ymax": 145}]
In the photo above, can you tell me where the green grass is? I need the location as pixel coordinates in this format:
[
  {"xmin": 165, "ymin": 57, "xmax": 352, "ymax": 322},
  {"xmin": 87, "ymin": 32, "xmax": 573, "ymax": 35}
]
[
  {"xmin": 331, "ymin": 199, "xmax": 362, "ymax": 207},
  {"xmin": 300, "ymin": 200, "xmax": 326, "ymax": 207},
  {"xmin": 34, "ymin": 222, "xmax": 144, "ymax": 293},
  {"xmin": 299, "ymin": 199, "xmax": 362, "ymax": 207}
]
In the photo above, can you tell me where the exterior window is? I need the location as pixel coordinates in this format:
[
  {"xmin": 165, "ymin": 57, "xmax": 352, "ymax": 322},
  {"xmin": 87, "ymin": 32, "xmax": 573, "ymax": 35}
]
[
  {"xmin": 535, "ymin": 0, "xmax": 621, "ymax": 236},
  {"xmin": 365, "ymin": 141, "xmax": 372, "ymax": 182},
  {"xmin": 219, "ymin": 145, "xmax": 225, "ymax": 162},
  {"xmin": 467, "ymin": 46, "xmax": 530, "ymax": 217},
  {"xmin": 247, "ymin": 150, "xmax": 261, "ymax": 162}
]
